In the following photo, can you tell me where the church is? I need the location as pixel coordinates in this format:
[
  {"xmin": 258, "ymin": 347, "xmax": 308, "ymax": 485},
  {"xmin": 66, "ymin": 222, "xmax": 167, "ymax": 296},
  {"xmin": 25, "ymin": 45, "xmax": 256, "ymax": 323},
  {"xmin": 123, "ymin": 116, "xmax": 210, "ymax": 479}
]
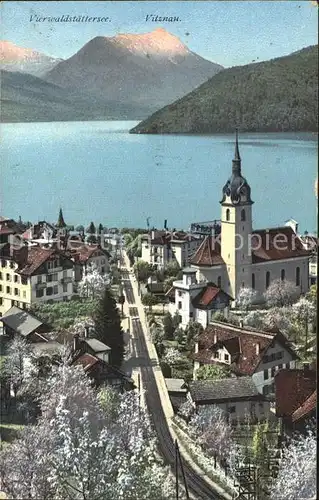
[{"xmin": 189, "ymin": 130, "xmax": 310, "ymax": 302}]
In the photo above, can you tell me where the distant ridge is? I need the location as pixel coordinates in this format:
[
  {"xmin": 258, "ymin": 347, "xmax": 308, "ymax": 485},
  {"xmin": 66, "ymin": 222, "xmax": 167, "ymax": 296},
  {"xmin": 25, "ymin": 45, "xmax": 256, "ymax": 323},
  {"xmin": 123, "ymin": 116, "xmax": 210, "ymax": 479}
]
[
  {"xmin": 130, "ymin": 44, "xmax": 318, "ymax": 134},
  {"xmin": 0, "ymin": 40, "xmax": 62, "ymax": 76}
]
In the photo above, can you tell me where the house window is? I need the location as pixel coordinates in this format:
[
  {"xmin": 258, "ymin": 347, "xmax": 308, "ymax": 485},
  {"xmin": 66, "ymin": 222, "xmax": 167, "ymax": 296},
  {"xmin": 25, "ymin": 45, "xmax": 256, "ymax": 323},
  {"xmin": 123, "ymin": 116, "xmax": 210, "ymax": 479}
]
[
  {"xmin": 276, "ymin": 351, "xmax": 283, "ymax": 360},
  {"xmin": 278, "ymin": 364, "xmax": 283, "ymax": 371},
  {"xmin": 1, "ymin": 260, "xmax": 6, "ymax": 267},
  {"xmin": 263, "ymin": 385, "xmax": 269, "ymax": 396},
  {"xmin": 0, "ymin": 298, "xmax": 2, "ymax": 305},
  {"xmin": 36, "ymin": 289, "xmax": 44, "ymax": 298},
  {"xmin": 9, "ymin": 262, "xmax": 14, "ymax": 269},
  {"xmin": 0, "ymin": 285, "xmax": 2, "ymax": 292},
  {"xmin": 224, "ymin": 353, "xmax": 229, "ymax": 362},
  {"xmin": 53, "ymin": 285, "xmax": 58, "ymax": 295},
  {"xmin": 63, "ymin": 284, "xmax": 68, "ymax": 293},
  {"xmin": 189, "ymin": 311, "xmax": 194, "ymax": 318},
  {"xmin": 46, "ymin": 287, "xmax": 53, "ymax": 296},
  {"xmin": 14, "ymin": 275, "xmax": 19, "ymax": 283},
  {"xmin": 217, "ymin": 276, "xmax": 221, "ymax": 288},
  {"xmin": 226, "ymin": 209, "xmax": 230, "ymax": 221},
  {"xmin": 228, "ymin": 405, "xmax": 236, "ymax": 414},
  {"xmin": 214, "ymin": 351, "xmax": 220, "ymax": 359},
  {"xmin": 6, "ymin": 286, "xmax": 11, "ymax": 294},
  {"xmin": 281, "ymin": 269, "xmax": 285, "ymax": 281},
  {"xmin": 266, "ymin": 271, "xmax": 270, "ymax": 289},
  {"xmin": 296, "ymin": 267, "xmax": 300, "ymax": 286},
  {"xmin": 63, "ymin": 270, "xmax": 68, "ymax": 278},
  {"xmin": 0, "ymin": 272, "xmax": 2, "ymax": 279},
  {"xmin": 37, "ymin": 275, "xmax": 42, "ymax": 284},
  {"xmin": 21, "ymin": 276, "xmax": 27, "ymax": 285},
  {"xmin": 6, "ymin": 274, "xmax": 11, "ymax": 281},
  {"xmin": 285, "ymin": 362, "xmax": 290, "ymax": 369},
  {"xmin": 178, "ymin": 301, "xmax": 182, "ymax": 310},
  {"xmin": 264, "ymin": 369, "xmax": 269, "ymax": 380},
  {"xmin": 271, "ymin": 366, "xmax": 276, "ymax": 377},
  {"xmin": 178, "ymin": 291, "xmax": 182, "ymax": 297},
  {"xmin": 252, "ymin": 273, "xmax": 255, "ymax": 289},
  {"xmin": 14, "ymin": 288, "xmax": 19, "ymax": 296},
  {"xmin": 23, "ymin": 291, "xmax": 26, "ymax": 298},
  {"xmin": 241, "ymin": 209, "xmax": 246, "ymax": 221}
]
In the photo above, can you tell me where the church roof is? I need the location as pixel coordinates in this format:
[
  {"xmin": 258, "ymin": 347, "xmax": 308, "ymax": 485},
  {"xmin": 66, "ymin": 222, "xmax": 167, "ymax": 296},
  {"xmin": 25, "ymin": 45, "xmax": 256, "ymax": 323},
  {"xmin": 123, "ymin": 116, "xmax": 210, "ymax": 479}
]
[
  {"xmin": 190, "ymin": 227, "xmax": 310, "ymax": 267},
  {"xmin": 56, "ymin": 208, "xmax": 67, "ymax": 228},
  {"xmin": 190, "ymin": 236, "xmax": 224, "ymax": 267},
  {"xmin": 251, "ymin": 227, "xmax": 311, "ymax": 262}
]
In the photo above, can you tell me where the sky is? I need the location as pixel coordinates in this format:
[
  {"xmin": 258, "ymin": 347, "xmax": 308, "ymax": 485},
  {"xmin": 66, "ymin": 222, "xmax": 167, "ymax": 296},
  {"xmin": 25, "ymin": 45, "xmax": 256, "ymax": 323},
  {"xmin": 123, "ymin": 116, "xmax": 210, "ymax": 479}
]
[{"xmin": 1, "ymin": 1, "xmax": 318, "ymax": 67}]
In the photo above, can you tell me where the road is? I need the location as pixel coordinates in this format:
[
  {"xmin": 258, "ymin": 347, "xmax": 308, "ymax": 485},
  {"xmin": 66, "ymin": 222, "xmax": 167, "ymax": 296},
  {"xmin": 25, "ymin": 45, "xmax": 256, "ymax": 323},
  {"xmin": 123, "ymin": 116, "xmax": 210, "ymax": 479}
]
[{"xmin": 122, "ymin": 271, "xmax": 225, "ymax": 500}]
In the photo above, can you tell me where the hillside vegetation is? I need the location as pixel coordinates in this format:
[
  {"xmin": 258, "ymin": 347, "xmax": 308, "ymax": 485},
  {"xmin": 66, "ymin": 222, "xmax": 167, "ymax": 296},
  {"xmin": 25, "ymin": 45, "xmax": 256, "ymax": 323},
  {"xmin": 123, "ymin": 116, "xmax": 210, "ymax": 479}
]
[{"xmin": 130, "ymin": 45, "xmax": 318, "ymax": 134}]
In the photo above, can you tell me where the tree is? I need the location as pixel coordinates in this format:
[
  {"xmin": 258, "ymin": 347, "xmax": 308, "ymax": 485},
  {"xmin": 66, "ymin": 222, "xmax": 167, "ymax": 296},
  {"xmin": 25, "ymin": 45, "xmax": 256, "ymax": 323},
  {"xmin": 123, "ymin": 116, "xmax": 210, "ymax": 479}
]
[
  {"xmin": 172, "ymin": 311, "xmax": 181, "ymax": 330},
  {"xmin": 78, "ymin": 263, "xmax": 110, "ymax": 300},
  {"xmin": 264, "ymin": 279, "xmax": 297, "ymax": 307},
  {"xmin": 162, "ymin": 312, "xmax": 175, "ymax": 340},
  {"xmin": 184, "ymin": 321, "xmax": 203, "ymax": 350},
  {"xmin": 306, "ymin": 284, "xmax": 317, "ymax": 306},
  {"xmin": 98, "ymin": 223, "xmax": 104, "ymax": 234},
  {"xmin": 264, "ymin": 306, "xmax": 295, "ymax": 335},
  {"xmin": 196, "ymin": 364, "xmax": 231, "ymax": 380},
  {"xmin": 189, "ymin": 405, "xmax": 233, "ymax": 461},
  {"xmin": 93, "ymin": 288, "xmax": 125, "ymax": 368},
  {"xmin": 0, "ymin": 365, "xmax": 176, "ymax": 500},
  {"xmin": 133, "ymin": 260, "xmax": 152, "ymax": 283},
  {"xmin": 236, "ymin": 286, "xmax": 257, "ymax": 311},
  {"xmin": 164, "ymin": 261, "xmax": 181, "ymax": 278},
  {"xmin": 141, "ymin": 292, "xmax": 158, "ymax": 312},
  {"xmin": 244, "ymin": 310, "xmax": 264, "ymax": 329},
  {"xmin": 75, "ymin": 225, "xmax": 85, "ymax": 234},
  {"xmin": 162, "ymin": 347, "xmax": 185, "ymax": 367},
  {"xmin": 87, "ymin": 222, "xmax": 96, "ymax": 234},
  {"xmin": 4, "ymin": 336, "xmax": 33, "ymax": 397},
  {"xmin": 270, "ymin": 426, "xmax": 316, "ymax": 500}
]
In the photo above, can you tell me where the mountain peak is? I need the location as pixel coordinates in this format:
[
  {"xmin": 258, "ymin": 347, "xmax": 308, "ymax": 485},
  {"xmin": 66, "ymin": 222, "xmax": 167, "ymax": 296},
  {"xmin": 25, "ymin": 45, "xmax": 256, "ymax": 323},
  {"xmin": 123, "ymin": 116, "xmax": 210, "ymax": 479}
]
[{"xmin": 107, "ymin": 29, "xmax": 189, "ymax": 57}]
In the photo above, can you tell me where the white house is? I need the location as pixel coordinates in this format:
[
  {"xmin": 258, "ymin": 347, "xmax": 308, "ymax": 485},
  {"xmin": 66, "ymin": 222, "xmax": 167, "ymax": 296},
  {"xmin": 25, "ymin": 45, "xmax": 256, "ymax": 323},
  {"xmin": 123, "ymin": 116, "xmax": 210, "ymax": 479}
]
[
  {"xmin": 167, "ymin": 267, "xmax": 232, "ymax": 328},
  {"xmin": 192, "ymin": 322, "xmax": 299, "ymax": 397}
]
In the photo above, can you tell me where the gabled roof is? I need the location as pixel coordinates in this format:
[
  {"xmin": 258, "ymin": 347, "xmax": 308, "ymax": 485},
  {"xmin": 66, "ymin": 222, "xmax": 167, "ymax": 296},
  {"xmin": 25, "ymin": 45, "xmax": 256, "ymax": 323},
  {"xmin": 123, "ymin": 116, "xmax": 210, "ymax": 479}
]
[
  {"xmin": 275, "ymin": 368, "xmax": 316, "ymax": 419},
  {"xmin": 192, "ymin": 284, "xmax": 233, "ymax": 309},
  {"xmin": 192, "ymin": 322, "xmax": 298, "ymax": 376},
  {"xmin": 251, "ymin": 227, "xmax": 311, "ymax": 262},
  {"xmin": 291, "ymin": 390, "xmax": 317, "ymax": 423},
  {"xmin": 68, "ymin": 244, "xmax": 110, "ymax": 263},
  {"xmin": 84, "ymin": 338, "xmax": 111, "ymax": 353},
  {"xmin": 14, "ymin": 246, "xmax": 73, "ymax": 276},
  {"xmin": 189, "ymin": 377, "xmax": 263, "ymax": 404},
  {"xmin": 165, "ymin": 378, "xmax": 187, "ymax": 393},
  {"xmin": 73, "ymin": 353, "xmax": 134, "ymax": 383},
  {"xmin": 1, "ymin": 306, "xmax": 43, "ymax": 336},
  {"xmin": 190, "ymin": 236, "xmax": 224, "ymax": 267}
]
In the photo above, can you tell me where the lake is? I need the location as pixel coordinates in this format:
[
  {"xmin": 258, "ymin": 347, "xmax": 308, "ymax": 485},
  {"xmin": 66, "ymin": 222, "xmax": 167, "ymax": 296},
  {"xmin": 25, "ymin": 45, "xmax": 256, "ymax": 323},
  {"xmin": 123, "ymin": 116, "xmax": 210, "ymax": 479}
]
[{"xmin": 1, "ymin": 121, "xmax": 317, "ymax": 233}]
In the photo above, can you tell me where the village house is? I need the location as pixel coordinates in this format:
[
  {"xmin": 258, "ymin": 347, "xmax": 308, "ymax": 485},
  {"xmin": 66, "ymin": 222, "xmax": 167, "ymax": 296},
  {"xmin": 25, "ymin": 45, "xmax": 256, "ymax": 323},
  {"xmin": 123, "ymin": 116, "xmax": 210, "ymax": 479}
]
[
  {"xmin": 166, "ymin": 267, "xmax": 233, "ymax": 328},
  {"xmin": 274, "ymin": 365, "xmax": 316, "ymax": 435},
  {"xmin": 165, "ymin": 378, "xmax": 188, "ymax": 413},
  {"xmin": 188, "ymin": 377, "xmax": 270, "ymax": 422},
  {"xmin": 0, "ymin": 243, "xmax": 75, "ymax": 317},
  {"xmin": 192, "ymin": 322, "xmax": 299, "ymax": 396},
  {"xmin": 141, "ymin": 230, "xmax": 202, "ymax": 269},
  {"xmin": 187, "ymin": 132, "xmax": 311, "ymax": 304},
  {"xmin": 67, "ymin": 243, "xmax": 111, "ymax": 282},
  {"xmin": 1, "ymin": 305, "xmax": 51, "ymax": 341}
]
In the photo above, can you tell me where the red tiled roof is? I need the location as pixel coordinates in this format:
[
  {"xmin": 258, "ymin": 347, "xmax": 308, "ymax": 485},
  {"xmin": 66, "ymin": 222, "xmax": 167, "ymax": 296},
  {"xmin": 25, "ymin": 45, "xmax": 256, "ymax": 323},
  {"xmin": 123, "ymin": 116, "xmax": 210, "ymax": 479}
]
[
  {"xmin": 73, "ymin": 353, "xmax": 99, "ymax": 371},
  {"xmin": 251, "ymin": 227, "xmax": 311, "ymax": 262},
  {"xmin": 192, "ymin": 284, "xmax": 233, "ymax": 308},
  {"xmin": 275, "ymin": 369, "xmax": 316, "ymax": 418},
  {"xmin": 190, "ymin": 236, "xmax": 224, "ymax": 267},
  {"xmin": 291, "ymin": 390, "xmax": 317, "ymax": 423},
  {"xmin": 14, "ymin": 246, "xmax": 73, "ymax": 276},
  {"xmin": 192, "ymin": 323, "xmax": 285, "ymax": 376},
  {"xmin": 70, "ymin": 244, "xmax": 109, "ymax": 263}
]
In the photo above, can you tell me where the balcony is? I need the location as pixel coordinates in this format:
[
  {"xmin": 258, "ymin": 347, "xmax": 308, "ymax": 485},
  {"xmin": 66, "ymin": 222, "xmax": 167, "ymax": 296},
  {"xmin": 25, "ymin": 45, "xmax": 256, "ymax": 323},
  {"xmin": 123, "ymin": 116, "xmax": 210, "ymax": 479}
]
[
  {"xmin": 60, "ymin": 276, "xmax": 73, "ymax": 284},
  {"xmin": 47, "ymin": 266, "xmax": 63, "ymax": 273}
]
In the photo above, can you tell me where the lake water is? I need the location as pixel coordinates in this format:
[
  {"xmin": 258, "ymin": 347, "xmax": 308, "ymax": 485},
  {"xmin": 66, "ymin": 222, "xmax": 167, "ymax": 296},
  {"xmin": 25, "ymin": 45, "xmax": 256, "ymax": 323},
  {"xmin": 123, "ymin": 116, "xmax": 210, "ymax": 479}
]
[{"xmin": 1, "ymin": 121, "xmax": 317, "ymax": 233}]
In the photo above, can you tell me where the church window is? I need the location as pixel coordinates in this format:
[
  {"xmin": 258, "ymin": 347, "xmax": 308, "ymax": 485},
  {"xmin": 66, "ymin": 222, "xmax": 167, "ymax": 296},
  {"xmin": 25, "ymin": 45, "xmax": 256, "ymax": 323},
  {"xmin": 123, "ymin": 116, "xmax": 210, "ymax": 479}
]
[
  {"xmin": 266, "ymin": 271, "xmax": 270, "ymax": 289},
  {"xmin": 252, "ymin": 273, "xmax": 255, "ymax": 289},
  {"xmin": 296, "ymin": 267, "xmax": 300, "ymax": 286},
  {"xmin": 281, "ymin": 269, "xmax": 285, "ymax": 281},
  {"xmin": 217, "ymin": 276, "xmax": 222, "ymax": 288},
  {"xmin": 226, "ymin": 209, "xmax": 230, "ymax": 221},
  {"xmin": 241, "ymin": 209, "xmax": 246, "ymax": 221}
]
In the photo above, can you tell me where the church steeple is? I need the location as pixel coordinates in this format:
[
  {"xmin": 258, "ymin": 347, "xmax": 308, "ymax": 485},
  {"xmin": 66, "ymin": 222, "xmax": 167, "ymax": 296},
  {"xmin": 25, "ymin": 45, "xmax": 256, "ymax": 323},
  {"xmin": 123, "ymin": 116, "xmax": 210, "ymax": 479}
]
[
  {"xmin": 56, "ymin": 207, "xmax": 66, "ymax": 228},
  {"xmin": 220, "ymin": 130, "xmax": 253, "ymax": 206},
  {"xmin": 232, "ymin": 128, "xmax": 241, "ymax": 174}
]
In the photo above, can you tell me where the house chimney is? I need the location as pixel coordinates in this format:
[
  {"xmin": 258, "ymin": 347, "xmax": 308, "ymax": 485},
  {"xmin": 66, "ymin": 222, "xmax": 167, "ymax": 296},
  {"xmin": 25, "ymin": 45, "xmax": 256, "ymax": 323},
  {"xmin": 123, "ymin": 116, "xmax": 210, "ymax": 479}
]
[
  {"xmin": 151, "ymin": 230, "xmax": 155, "ymax": 240},
  {"xmin": 73, "ymin": 333, "xmax": 80, "ymax": 352},
  {"xmin": 214, "ymin": 333, "xmax": 217, "ymax": 344},
  {"xmin": 256, "ymin": 343, "xmax": 260, "ymax": 355}
]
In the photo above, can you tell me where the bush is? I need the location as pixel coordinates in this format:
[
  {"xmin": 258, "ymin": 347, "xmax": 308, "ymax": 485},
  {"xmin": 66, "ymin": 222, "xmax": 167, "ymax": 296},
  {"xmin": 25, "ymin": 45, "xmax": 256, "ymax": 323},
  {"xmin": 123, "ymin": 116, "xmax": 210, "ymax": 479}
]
[{"xmin": 160, "ymin": 361, "xmax": 172, "ymax": 378}]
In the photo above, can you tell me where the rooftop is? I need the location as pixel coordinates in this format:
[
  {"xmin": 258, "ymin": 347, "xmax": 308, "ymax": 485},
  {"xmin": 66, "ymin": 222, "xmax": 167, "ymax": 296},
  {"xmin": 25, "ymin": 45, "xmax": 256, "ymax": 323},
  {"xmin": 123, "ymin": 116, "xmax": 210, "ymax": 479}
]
[
  {"xmin": 165, "ymin": 378, "xmax": 187, "ymax": 393},
  {"xmin": 275, "ymin": 368, "xmax": 316, "ymax": 419},
  {"xmin": 1, "ymin": 306, "xmax": 44, "ymax": 336},
  {"xmin": 189, "ymin": 377, "xmax": 263, "ymax": 404}
]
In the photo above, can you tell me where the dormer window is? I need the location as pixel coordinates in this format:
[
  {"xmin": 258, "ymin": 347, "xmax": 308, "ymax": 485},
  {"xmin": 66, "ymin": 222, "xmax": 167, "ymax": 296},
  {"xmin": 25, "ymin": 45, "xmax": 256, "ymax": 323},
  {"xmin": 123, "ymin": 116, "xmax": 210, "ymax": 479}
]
[
  {"xmin": 224, "ymin": 353, "xmax": 229, "ymax": 362},
  {"xmin": 214, "ymin": 351, "xmax": 220, "ymax": 359}
]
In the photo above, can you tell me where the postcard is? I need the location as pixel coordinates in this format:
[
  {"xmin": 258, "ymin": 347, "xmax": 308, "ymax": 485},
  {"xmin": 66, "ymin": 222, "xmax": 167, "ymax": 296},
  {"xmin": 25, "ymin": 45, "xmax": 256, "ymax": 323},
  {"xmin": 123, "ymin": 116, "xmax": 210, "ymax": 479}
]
[{"xmin": 0, "ymin": 2, "xmax": 317, "ymax": 500}]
